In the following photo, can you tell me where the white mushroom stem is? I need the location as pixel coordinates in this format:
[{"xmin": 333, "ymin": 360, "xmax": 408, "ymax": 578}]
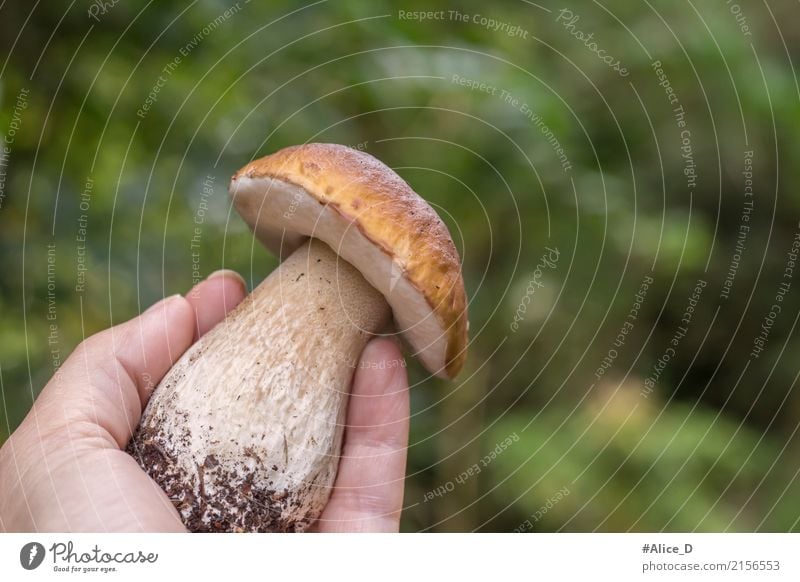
[{"xmin": 127, "ymin": 238, "xmax": 391, "ymax": 532}]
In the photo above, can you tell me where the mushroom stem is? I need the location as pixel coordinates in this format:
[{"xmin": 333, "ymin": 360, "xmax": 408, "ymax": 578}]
[{"xmin": 127, "ymin": 238, "xmax": 392, "ymax": 532}]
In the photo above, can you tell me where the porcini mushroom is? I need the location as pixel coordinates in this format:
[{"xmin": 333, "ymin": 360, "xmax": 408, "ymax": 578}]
[{"xmin": 127, "ymin": 143, "xmax": 468, "ymax": 532}]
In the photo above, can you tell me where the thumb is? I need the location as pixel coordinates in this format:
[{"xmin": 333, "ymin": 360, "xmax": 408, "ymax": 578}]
[{"xmin": 21, "ymin": 295, "xmax": 195, "ymax": 452}]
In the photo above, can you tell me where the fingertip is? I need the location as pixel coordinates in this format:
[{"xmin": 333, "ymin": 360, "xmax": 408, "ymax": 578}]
[
  {"xmin": 123, "ymin": 293, "xmax": 196, "ymax": 396},
  {"xmin": 159, "ymin": 293, "xmax": 196, "ymax": 349},
  {"xmin": 206, "ymin": 268, "xmax": 247, "ymax": 290},
  {"xmin": 143, "ymin": 294, "xmax": 193, "ymax": 326},
  {"xmin": 361, "ymin": 337, "xmax": 403, "ymax": 362},
  {"xmin": 348, "ymin": 337, "xmax": 409, "ymax": 434},
  {"xmin": 185, "ymin": 270, "xmax": 247, "ymax": 338},
  {"xmin": 353, "ymin": 337, "xmax": 407, "ymax": 397}
]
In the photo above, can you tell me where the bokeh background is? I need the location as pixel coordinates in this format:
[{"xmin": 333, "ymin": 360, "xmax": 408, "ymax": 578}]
[{"xmin": 2, "ymin": 0, "xmax": 800, "ymax": 531}]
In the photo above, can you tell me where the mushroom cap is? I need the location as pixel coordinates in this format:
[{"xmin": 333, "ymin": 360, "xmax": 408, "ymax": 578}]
[{"xmin": 229, "ymin": 143, "xmax": 468, "ymax": 379}]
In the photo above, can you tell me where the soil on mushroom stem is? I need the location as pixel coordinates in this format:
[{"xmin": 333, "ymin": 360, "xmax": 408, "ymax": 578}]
[{"xmin": 126, "ymin": 420, "xmax": 313, "ymax": 533}]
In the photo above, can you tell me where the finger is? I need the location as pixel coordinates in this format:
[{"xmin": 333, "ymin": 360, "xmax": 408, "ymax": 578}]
[
  {"xmin": 0, "ymin": 273, "xmax": 248, "ymax": 532},
  {"xmin": 18, "ymin": 271, "xmax": 248, "ymax": 453},
  {"xmin": 185, "ymin": 269, "xmax": 247, "ymax": 339},
  {"xmin": 317, "ymin": 338, "xmax": 410, "ymax": 532},
  {"xmin": 24, "ymin": 294, "xmax": 196, "ymax": 452}
]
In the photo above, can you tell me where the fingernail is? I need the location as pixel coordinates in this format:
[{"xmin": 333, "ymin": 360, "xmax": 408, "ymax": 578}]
[{"xmin": 206, "ymin": 269, "xmax": 247, "ymax": 290}]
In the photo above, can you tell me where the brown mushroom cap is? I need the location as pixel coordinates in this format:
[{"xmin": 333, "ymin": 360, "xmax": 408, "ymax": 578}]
[{"xmin": 229, "ymin": 143, "xmax": 468, "ymax": 378}]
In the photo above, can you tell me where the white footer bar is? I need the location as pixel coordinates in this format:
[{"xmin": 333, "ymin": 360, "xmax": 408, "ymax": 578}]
[{"xmin": 1, "ymin": 533, "xmax": 797, "ymax": 581}]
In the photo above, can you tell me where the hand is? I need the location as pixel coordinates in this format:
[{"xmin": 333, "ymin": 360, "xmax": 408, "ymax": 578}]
[{"xmin": 0, "ymin": 270, "xmax": 410, "ymax": 532}]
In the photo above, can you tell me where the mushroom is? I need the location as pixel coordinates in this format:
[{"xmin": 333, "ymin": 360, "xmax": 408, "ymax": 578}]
[{"xmin": 127, "ymin": 143, "xmax": 468, "ymax": 532}]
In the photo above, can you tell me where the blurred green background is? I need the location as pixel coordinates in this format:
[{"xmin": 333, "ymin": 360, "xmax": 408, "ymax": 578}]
[{"xmin": 2, "ymin": 0, "xmax": 800, "ymax": 531}]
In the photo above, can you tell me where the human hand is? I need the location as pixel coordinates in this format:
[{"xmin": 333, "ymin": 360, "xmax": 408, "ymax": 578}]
[{"xmin": 0, "ymin": 271, "xmax": 409, "ymax": 532}]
